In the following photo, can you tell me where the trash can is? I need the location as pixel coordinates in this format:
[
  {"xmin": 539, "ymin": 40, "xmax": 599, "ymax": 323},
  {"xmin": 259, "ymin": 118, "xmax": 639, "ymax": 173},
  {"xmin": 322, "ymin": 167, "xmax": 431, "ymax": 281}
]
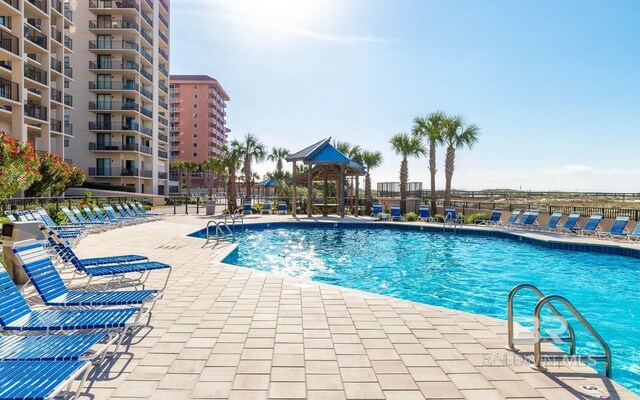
[
  {"xmin": 206, "ymin": 200, "xmax": 216, "ymax": 216},
  {"xmin": 0, "ymin": 221, "xmax": 46, "ymax": 284}
]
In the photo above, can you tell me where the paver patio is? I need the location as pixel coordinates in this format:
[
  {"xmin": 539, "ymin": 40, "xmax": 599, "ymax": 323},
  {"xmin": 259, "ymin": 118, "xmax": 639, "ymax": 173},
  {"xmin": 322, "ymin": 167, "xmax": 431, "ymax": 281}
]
[{"xmin": 56, "ymin": 214, "xmax": 638, "ymax": 400}]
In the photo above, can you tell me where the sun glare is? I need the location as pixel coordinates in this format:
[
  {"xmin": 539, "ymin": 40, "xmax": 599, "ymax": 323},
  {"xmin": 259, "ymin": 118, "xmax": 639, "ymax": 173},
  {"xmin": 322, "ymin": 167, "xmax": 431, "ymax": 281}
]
[{"xmin": 222, "ymin": 0, "xmax": 330, "ymax": 29}]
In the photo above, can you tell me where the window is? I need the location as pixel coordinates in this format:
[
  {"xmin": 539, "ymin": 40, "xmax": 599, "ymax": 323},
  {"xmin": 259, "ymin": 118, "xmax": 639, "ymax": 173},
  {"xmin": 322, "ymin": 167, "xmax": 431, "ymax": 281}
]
[
  {"xmin": 193, "ymin": 143, "xmax": 197, "ymax": 147},
  {"xmin": 193, "ymin": 123, "xmax": 197, "ymax": 128},
  {"xmin": 193, "ymin": 85, "xmax": 197, "ymax": 89},
  {"xmin": 193, "ymin": 113, "xmax": 197, "ymax": 118},
  {"xmin": 193, "ymin": 94, "xmax": 198, "ymax": 99},
  {"xmin": 193, "ymin": 134, "xmax": 197, "ymax": 138},
  {"xmin": 193, "ymin": 153, "xmax": 197, "ymax": 157},
  {"xmin": 193, "ymin": 104, "xmax": 198, "ymax": 109}
]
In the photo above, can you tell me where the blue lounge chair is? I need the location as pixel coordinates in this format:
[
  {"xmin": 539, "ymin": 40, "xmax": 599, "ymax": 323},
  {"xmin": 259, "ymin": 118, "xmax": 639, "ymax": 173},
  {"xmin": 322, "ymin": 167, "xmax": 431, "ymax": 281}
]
[
  {"xmin": 128, "ymin": 202, "xmax": 159, "ymax": 220},
  {"xmin": 597, "ymin": 214, "xmax": 630, "ymax": 240},
  {"xmin": 278, "ymin": 202, "xmax": 287, "ymax": 214},
  {"xmin": 102, "ymin": 204, "xmax": 135, "ymax": 224},
  {"xmin": 243, "ymin": 202, "xmax": 253, "ymax": 215},
  {"xmin": 390, "ymin": 204, "xmax": 402, "ymax": 221},
  {"xmin": 372, "ymin": 203, "xmax": 383, "ymax": 217},
  {"xmin": 555, "ymin": 212, "xmax": 581, "ymax": 234},
  {"xmin": 418, "ymin": 205, "xmax": 434, "ymax": 222},
  {"xmin": 499, "ymin": 209, "xmax": 522, "ymax": 227},
  {"xmin": 623, "ymin": 222, "xmax": 640, "ymax": 242},
  {"xmin": 261, "ymin": 202, "xmax": 272, "ymax": 214},
  {"xmin": 116, "ymin": 203, "xmax": 143, "ymax": 222},
  {"xmin": 0, "ymin": 266, "xmax": 138, "ymax": 332},
  {"xmin": 0, "ymin": 360, "xmax": 92, "ymax": 400},
  {"xmin": 14, "ymin": 240, "xmax": 158, "ymax": 312},
  {"xmin": 122, "ymin": 203, "xmax": 153, "ymax": 221},
  {"xmin": 91, "ymin": 205, "xmax": 122, "ymax": 225},
  {"xmin": 3, "ymin": 211, "xmax": 17, "ymax": 222},
  {"xmin": 134, "ymin": 202, "xmax": 163, "ymax": 219},
  {"xmin": 23, "ymin": 210, "xmax": 84, "ymax": 243},
  {"xmin": 82, "ymin": 205, "xmax": 119, "ymax": 228},
  {"xmin": 444, "ymin": 206, "xmax": 463, "ymax": 224},
  {"xmin": 35, "ymin": 208, "xmax": 85, "ymax": 232},
  {"xmin": 514, "ymin": 210, "xmax": 539, "ymax": 229},
  {"xmin": 479, "ymin": 208, "xmax": 503, "ymax": 225},
  {"xmin": 575, "ymin": 213, "xmax": 603, "ymax": 236},
  {"xmin": 60, "ymin": 206, "xmax": 102, "ymax": 230},
  {"xmin": 71, "ymin": 206, "xmax": 110, "ymax": 230},
  {"xmin": 0, "ymin": 331, "xmax": 114, "ymax": 361},
  {"xmin": 538, "ymin": 211, "xmax": 563, "ymax": 231}
]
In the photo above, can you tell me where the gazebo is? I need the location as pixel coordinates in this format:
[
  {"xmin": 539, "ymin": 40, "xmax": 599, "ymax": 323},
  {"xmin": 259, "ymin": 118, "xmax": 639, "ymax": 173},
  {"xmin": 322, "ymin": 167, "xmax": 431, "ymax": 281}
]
[{"xmin": 286, "ymin": 138, "xmax": 365, "ymax": 218}]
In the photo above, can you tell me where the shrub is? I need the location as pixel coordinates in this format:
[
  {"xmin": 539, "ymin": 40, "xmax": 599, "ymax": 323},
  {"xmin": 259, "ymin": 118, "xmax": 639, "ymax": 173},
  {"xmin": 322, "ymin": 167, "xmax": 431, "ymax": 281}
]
[
  {"xmin": 0, "ymin": 133, "xmax": 41, "ymax": 202},
  {"xmin": 25, "ymin": 152, "xmax": 85, "ymax": 197},
  {"xmin": 404, "ymin": 212, "xmax": 418, "ymax": 222},
  {"xmin": 432, "ymin": 214, "xmax": 445, "ymax": 223},
  {"xmin": 465, "ymin": 212, "xmax": 489, "ymax": 224},
  {"xmin": 0, "ymin": 216, "xmax": 10, "ymax": 226}
]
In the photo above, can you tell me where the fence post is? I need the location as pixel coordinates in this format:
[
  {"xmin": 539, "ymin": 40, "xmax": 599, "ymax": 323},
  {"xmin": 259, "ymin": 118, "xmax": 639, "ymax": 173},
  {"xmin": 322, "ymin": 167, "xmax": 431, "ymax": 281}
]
[
  {"xmin": 196, "ymin": 197, "xmax": 200, "ymax": 214},
  {"xmin": 173, "ymin": 201, "xmax": 176, "ymax": 215},
  {"xmin": 185, "ymin": 197, "xmax": 188, "ymax": 215}
]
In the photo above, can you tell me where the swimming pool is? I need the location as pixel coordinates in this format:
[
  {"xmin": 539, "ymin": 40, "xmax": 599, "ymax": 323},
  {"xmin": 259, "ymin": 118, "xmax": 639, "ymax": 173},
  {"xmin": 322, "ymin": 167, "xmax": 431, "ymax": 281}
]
[{"xmin": 194, "ymin": 223, "xmax": 640, "ymax": 393}]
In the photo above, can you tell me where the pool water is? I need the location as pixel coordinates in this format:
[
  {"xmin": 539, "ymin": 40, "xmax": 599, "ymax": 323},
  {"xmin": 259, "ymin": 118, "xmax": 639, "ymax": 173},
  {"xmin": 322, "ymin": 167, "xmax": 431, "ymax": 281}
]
[{"xmin": 219, "ymin": 226, "xmax": 640, "ymax": 393}]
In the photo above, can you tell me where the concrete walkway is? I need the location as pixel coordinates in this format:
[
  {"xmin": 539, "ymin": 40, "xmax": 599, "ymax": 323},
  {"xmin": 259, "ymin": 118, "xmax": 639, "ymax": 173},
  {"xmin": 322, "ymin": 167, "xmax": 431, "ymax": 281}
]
[{"xmin": 63, "ymin": 215, "xmax": 638, "ymax": 400}]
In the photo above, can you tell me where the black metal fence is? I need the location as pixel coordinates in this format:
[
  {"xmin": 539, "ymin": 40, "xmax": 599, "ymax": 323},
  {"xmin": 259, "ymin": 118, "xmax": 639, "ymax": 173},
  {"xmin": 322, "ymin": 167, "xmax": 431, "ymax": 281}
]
[
  {"xmin": 442, "ymin": 200, "xmax": 640, "ymax": 221},
  {"xmin": 1, "ymin": 196, "xmax": 135, "ymax": 214}
]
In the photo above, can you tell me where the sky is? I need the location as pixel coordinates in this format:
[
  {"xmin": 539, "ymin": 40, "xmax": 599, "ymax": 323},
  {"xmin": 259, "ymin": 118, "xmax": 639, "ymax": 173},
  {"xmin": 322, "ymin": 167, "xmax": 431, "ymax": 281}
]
[{"xmin": 170, "ymin": 0, "xmax": 640, "ymax": 192}]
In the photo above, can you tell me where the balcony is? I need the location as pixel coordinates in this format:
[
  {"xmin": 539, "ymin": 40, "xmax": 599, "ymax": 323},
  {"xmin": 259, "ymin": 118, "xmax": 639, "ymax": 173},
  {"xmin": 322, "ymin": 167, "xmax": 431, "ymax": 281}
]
[
  {"xmin": 64, "ymin": 94, "xmax": 73, "ymax": 107},
  {"xmin": 140, "ymin": 125, "xmax": 152, "ymax": 136},
  {"xmin": 64, "ymin": 5, "xmax": 73, "ymax": 21},
  {"xmin": 50, "ymin": 57, "xmax": 62, "ymax": 73},
  {"xmin": 140, "ymin": 144, "xmax": 152, "ymax": 155},
  {"xmin": 158, "ymin": 150, "xmax": 167, "ymax": 159},
  {"xmin": 89, "ymin": 60, "xmax": 139, "ymax": 71},
  {"xmin": 90, "ymin": 82, "xmax": 137, "ymax": 94},
  {"xmin": 89, "ymin": 167, "xmax": 147, "ymax": 177},
  {"xmin": 0, "ymin": 77, "xmax": 19, "ymax": 102},
  {"xmin": 140, "ymin": 87, "xmax": 152, "ymax": 99},
  {"xmin": 64, "ymin": 122, "xmax": 73, "ymax": 135},
  {"xmin": 89, "ymin": 20, "xmax": 139, "ymax": 30},
  {"xmin": 158, "ymin": 172, "xmax": 167, "ymax": 179},
  {"xmin": 89, "ymin": 40, "xmax": 138, "ymax": 51},
  {"xmin": 26, "ymin": 0, "xmax": 47, "ymax": 14},
  {"xmin": 158, "ymin": 116, "xmax": 168, "ymax": 126},
  {"xmin": 158, "ymin": 133, "xmax": 168, "ymax": 142},
  {"xmin": 140, "ymin": 46, "xmax": 153, "ymax": 63},
  {"xmin": 89, "ymin": 121, "xmax": 140, "ymax": 132},
  {"xmin": 159, "ymin": 14, "xmax": 169, "ymax": 29},
  {"xmin": 159, "ymin": 65, "xmax": 168, "ymax": 77},
  {"xmin": 24, "ymin": 64, "xmax": 48, "ymax": 85},
  {"xmin": 141, "ymin": 10, "xmax": 153, "ymax": 27},
  {"xmin": 159, "ymin": 82, "xmax": 168, "ymax": 94},
  {"xmin": 159, "ymin": 99, "xmax": 168, "ymax": 109},
  {"xmin": 159, "ymin": 30, "xmax": 168, "ymax": 45},
  {"xmin": 140, "ymin": 169, "xmax": 152, "ymax": 178},
  {"xmin": 24, "ymin": 25, "xmax": 47, "ymax": 50},
  {"xmin": 159, "ymin": 48, "xmax": 169, "ymax": 62},
  {"xmin": 50, "ymin": 88, "xmax": 62, "ymax": 103},
  {"xmin": 50, "ymin": 26, "xmax": 62, "ymax": 43},
  {"xmin": 89, "ymin": 142, "xmax": 139, "ymax": 152},
  {"xmin": 51, "ymin": 0, "xmax": 62, "ymax": 14},
  {"xmin": 50, "ymin": 118, "xmax": 62, "ymax": 133},
  {"xmin": 63, "ymin": 35, "xmax": 72, "ymax": 50},
  {"xmin": 2, "ymin": 0, "xmax": 19, "ymax": 11},
  {"xmin": 89, "ymin": 0, "xmax": 139, "ymax": 11},
  {"xmin": 159, "ymin": 0, "xmax": 168, "ymax": 12},
  {"xmin": 89, "ymin": 101, "xmax": 139, "ymax": 112},
  {"xmin": 140, "ymin": 68, "xmax": 153, "ymax": 82},
  {"xmin": 24, "ymin": 103, "xmax": 47, "ymax": 121},
  {"xmin": 140, "ymin": 105, "xmax": 152, "ymax": 118},
  {"xmin": 64, "ymin": 65, "xmax": 73, "ymax": 79},
  {"xmin": 0, "ymin": 30, "xmax": 19, "ymax": 56}
]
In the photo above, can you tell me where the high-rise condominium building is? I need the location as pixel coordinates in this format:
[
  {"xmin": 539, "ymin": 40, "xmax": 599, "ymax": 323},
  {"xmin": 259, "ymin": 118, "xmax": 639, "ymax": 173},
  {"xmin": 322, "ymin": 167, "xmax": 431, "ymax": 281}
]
[
  {"xmin": 0, "ymin": 0, "xmax": 74, "ymax": 158},
  {"xmin": 66, "ymin": 0, "xmax": 170, "ymax": 195},
  {"xmin": 168, "ymin": 75, "xmax": 229, "ymax": 190}
]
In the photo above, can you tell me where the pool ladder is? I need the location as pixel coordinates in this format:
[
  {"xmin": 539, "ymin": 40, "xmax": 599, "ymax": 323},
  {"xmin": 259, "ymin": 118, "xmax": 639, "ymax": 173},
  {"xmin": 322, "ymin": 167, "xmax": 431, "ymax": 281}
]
[
  {"xmin": 205, "ymin": 214, "xmax": 244, "ymax": 246},
  {"xmin": 506, "ymin": 284, "xmax": 612, "ymax": 377}
]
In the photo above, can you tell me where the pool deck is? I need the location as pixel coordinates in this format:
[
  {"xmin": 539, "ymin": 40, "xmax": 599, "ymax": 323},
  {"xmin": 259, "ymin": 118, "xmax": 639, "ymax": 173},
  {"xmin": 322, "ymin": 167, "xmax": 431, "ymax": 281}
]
[{"xmin": 66, "ymin": 214, "xmax": 640, "ymax": 399}]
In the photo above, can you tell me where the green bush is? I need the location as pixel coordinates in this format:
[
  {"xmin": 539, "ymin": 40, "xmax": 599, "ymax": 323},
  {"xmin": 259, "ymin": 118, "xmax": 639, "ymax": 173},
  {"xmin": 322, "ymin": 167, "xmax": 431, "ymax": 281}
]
[
  {"xmin": 432, "ymin": 214, "xmax": 445, "ymax": 223},
  {"xmin": 404, "ymin": 212, "xmax": 418, "ymax": 222},
  {"xmin": 0, "ymin": 216, "xmax": 10, "ymax": 226},
  {"xmin": 465, "ymin": 212, "xmax": 489, "ymax": 224}
]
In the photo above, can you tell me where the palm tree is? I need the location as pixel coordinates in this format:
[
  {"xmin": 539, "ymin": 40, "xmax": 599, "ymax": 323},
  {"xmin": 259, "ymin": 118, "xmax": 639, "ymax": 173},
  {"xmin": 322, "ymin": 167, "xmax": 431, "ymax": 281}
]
[
  {"xmin": 412, "ymin": 111, "xmax": 446, "ymax": 214},
  {"xmin": 390, "ymin": 133, "xmax": 425, "ymax": 214},
  {"xmin": 182, "ymin": 161, "xmax": 199, "ymax": 198},
  {"xmin": 443, "ymin": 115, "xmax": 480, "ymax": 206},
  {"xmin": 221, "ymin": 140, "xmax": 242, "ymax": 213},
  {"xmin": 238, "ymin": 133, "xmax": 267, "ymax": 203},
  {"xmin": 170, "ymin": 160, "xmax": 185, "ymax": 195},
  {"xmin": 359, "ymin": 150, "xmax": 383, "ymax": 215},
  {"xmin": 268, "ymin": 147, "xmax": 290, "ymax": 179},
  {"xmin": 201, "ymin": 157, "xmax": 224, "ymax": 198}
]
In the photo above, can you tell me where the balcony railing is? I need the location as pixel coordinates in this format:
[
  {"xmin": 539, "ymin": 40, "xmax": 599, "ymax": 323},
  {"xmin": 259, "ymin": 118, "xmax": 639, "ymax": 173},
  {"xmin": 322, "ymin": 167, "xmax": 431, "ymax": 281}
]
[
  {"xmin": 89, "ymin": 81, "xmax": 139, "ymax": 91},
  {"xmin": 89, "ymin": 20, "xmax": 139, "ymax": 30},
  {"xmin": 158, "ymin": 116, "xmax": 168, "ymax": 126},
  {"xmin": 159, "ymin": 82, "xmax": 168, "ymax": 94},
  {"xmin": 89, "ymin": 0, "xmax": 139, "ymax": 11},
  {"xmin": 89, "ymin": 60, "xmax": 139, "ymax": 71},
  {"xmin": 140, "ymin": 125, "xmax": 152, "ymax": 135},
  {"xmin": 140, "ymin": 68, "xmax": 152, "ymax": 82},
  {"xmin": 89, "ymin": 121, "xmax": 140, "ymax": 131},
  {"xmin": 159, "ymin": 14, "xmax": 169, "ymax": 29},
  {"xmin": 0, "ymin": 77, "xmax": 19, "ymax": 102},
  {"xmin": 158, "ymin": 133, "xmax": 168, "ymax": 142},
  {"xmin": 24, "ymin": 63, "xmax": 48, "ymax": 85},
  {"xmin": 89, "ymin": 167, "xmax": 145, "ymax": 177},
  {"xmin": 140, "ymin": 87, "xmax": 152, "ymax": 99},
  {"xmin": 0, "ymin": 29, "xmax": 19, "ymax": 56},
  {"xmin": 159, "ymin": 48, "xmax": 169, "ymax": 61},
  {"xmin": 64, "ymin": 35, "xmax": 72, "ymax": 50},
  {"xmin": 24, "ymin": 103, "xmax": 47, "ymax": 120},
  {"xmin": 140, "ymin": 46, "xmax": 153, "ymax": 63},
  {"xmin": 51, "ymin": 0, "xmax": 62, "ymax": 13},
  {"xmin": 159, "ymin": 99, "xmax": 168, "ymax": 109},
  {"xmin": 50, "ymin": 57, "xmax": 62, "ymax": 73},
  {"xmin": 89, "ymin": 40, "xmax": 138, "ymax": 51},
  {"xmin": 50, "ymin": 88, "xmax": 62, "ymax": 103},
  {"xmin": 24, "ymin": 25, "xmax": 47, "ymax": 50},
  {"xmin": 159, "ymin": 65, "xmax": 168, "ymax": 77},
  {"xmin": 140, "ymin": 169, "xmax": 152, "ymax": 178},
  {"xmin": 64, "ymin": 122, "xmax": 73, "ymax": 135},
  {"xmin": 2, "ymin": 0, "xmax": 19, "ymax": 11},
  {"xmin": 89, "ymin": 142, "xmax": 140, "ymax": 152},
  {"xmin": 50, "ymin": 118, "xmax": 62, "ymax": 132},
  {"xmin": 159, "ymin": 30, "xmax": 168, "ymax": 45},
  {"xmin": 26, "ymin": 0, "xmax": 47, "ymax": 14},
  {"xmin": 64, "ymin": 65, "xmax": 73, "ymax": 78},
  {"xmin": 140, "ymin": 106, "xmax": 152, "ymax": 118},
  {"xmin": 141, "ymin": 11, "xmax": 153, "ymax": 27},
  {"xmin": 158, "ymin": 150, "xmax": 167, "ymax": 159},
  {"xmin": 140, "ymin": 144, "xmax": 152, "ymax": 155},
  {"xmin": 64, "ymin": 94, "xmax": 73, "ymax": 107},
  {"xmin": 158, "ymin": 172, "xmax": 167, "ymax": 179},
  {"xmin": 50, "ymin": 26, "xmax": 62, "ymax": 43},
  {"xmin": 89, "ymin": 101, "xmax": 139, "ymax": 111},
  {"xmin": 64, "ymin": 5, "xmax": 73, "ymax": 20}
]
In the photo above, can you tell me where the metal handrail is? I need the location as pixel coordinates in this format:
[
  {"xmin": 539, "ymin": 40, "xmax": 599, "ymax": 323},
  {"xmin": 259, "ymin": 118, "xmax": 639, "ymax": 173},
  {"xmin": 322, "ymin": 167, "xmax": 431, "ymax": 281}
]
[
  {"xmin": 205, "ymin": 220, "xmax": 233, "ymax": 245},
  {"xmin": 533, "ymin": 295, "xmax": 612, "ymax": 378},
  {"xmin": 225, "ymin": 213, "xmax": 244, "ymax": 231},
  {"xmin": 507, "ymin": 284, "xmax": 575, "ymax": 354}
]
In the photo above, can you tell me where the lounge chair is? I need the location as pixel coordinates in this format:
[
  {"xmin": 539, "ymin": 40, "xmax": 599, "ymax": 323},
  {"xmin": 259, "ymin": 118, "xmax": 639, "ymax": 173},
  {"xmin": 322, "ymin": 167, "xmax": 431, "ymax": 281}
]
[
  {"xmin": 555, "ymin": 212, "xmax": 582, "ymax": 234},
  {"xmin": 14, "ymin": 240, "xmax": 159, "ymax": 319},
  {"xmin": 3, "ymin": 211, "xmax": 17, "ymax": 222},
  {"xmin": 122, "ymin": 203, "xmax": 153, "ymax": 221},
  {"xmin": 277, "ymin": 202, "xmax": 287, "ymax": 214},
  {"xmin": 479, "ymin": 208, "xmax": 503, "ymax": 225},
  {"xmin": 116, "ymin": 203, "xmax": 144, "ymax": 222},
  {"xmin": 444, "ymin": 206, "xmax": 464, "ymax": 225},
  {"xmin": 24, "ymin": 210, "xmax": 85, "ymax": 243},
  {"xmin": 499, "ymin": 209, "xmax": 522, "ymax": 227},
  {"xmin": 0, "ymin": 331, "xmax": 115, "ymax": 362},
  {"xmin": 575, "ymin": 213, "xmax": 604, "ymax": 236},
  {"xmin": 390, "ymin": 204, "xmax": 402, "ymax": 221},
  {"xmin": 514, "ymin": 210, "xmax": 539, "ymax": 229},
  {"xmin": 102, "ymin": 204, "xmax": 136, "ymax": 224},
  {"xmin": 538, "ymin": 211, "xmax": 563, "ymax": 231},
  {"xmin": 35, "ymin": 208, "xmax": 85, "ymax": 232},
  {"xmin": 418, "ymin": 205, "xmax": 435, "ymax": 222},
  {"xmin": 597, "ymin": 214, "xmax": 630, "ymax": 240},
  {"xmin": 243, "ymin": 202, "xmax": 253, "ymax": 215},
  {"xmin": 82, "ymin": 205, "xmax": 119, "ymax": 228},
  {"xmin": 133, "ymin": 202, "xmax": 164, "ymax": 219},
  {"xmin": 0, "ymin": 360, "xmax": 92, "ymax": 400},
  {"xmin": 261, "ymin": 202, "xmax": 272, "ymax": 214},
  {"xmin": 91, "ymin": 205, "xmax": 124, "ymax": 225},
  {"xmin": 128, "ymin": 202, "xmax": 161, "ymax": 220},
  {"xmin": 372, "ymin": 203, "xmax": 383, "ymax": 217},
  {"xmin": 71, "ymin": 206, "xmax": 110, "ymax": 230},
  {"xmin": 60, "ymin": 207, "xmax": 103, "ymax": 231},
  {"xmin": 623, "ymin": 222, "xmax": 640, "ymax": 242}
]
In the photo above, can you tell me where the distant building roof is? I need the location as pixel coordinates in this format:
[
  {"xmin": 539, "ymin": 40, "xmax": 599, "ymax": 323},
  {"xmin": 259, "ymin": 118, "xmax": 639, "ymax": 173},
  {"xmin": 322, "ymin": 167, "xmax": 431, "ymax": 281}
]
[{"xmin": 170, "ymin": 75, "xmax": 230, "ymax": 100}]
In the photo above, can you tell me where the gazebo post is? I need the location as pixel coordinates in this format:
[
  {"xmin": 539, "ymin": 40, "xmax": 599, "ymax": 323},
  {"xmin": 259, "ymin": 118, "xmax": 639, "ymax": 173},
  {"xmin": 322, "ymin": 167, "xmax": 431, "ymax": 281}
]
[
  {"xmin": 292, "ymin": 161, "xmax": 297, "ymax": 217},
  {"xmin": 340, "ymin": 164, "xmax": 346, "ymax": 218},
  {"xmin": 307, "ymin": 164, "xmax": 313, "ymax": 217},
  {"xmin": 354, "ymin": 174, "xmax": 359, "ymax": 217},
  {"xmin": 323, "ymin": 167, "xmax": 328, "ymax": 217}
]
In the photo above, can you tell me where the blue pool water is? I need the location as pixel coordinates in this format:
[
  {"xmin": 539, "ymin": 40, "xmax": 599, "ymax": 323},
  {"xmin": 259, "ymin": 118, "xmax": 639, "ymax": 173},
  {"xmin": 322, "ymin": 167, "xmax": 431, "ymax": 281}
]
[{"xmin": 210, "ymin": 225, "xmax": 640, "ymax": 393}]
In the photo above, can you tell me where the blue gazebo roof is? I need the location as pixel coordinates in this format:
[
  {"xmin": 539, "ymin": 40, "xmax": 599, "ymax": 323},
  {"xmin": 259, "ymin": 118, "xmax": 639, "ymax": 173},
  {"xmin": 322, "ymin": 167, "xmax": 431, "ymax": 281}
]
[
  {"xmin": 258, "ymin": 177, "xmax": 277, "ymax": 187},
  {"xmin": 286, "ymin": 137, "xmax": 357, "ymax": 165}
]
